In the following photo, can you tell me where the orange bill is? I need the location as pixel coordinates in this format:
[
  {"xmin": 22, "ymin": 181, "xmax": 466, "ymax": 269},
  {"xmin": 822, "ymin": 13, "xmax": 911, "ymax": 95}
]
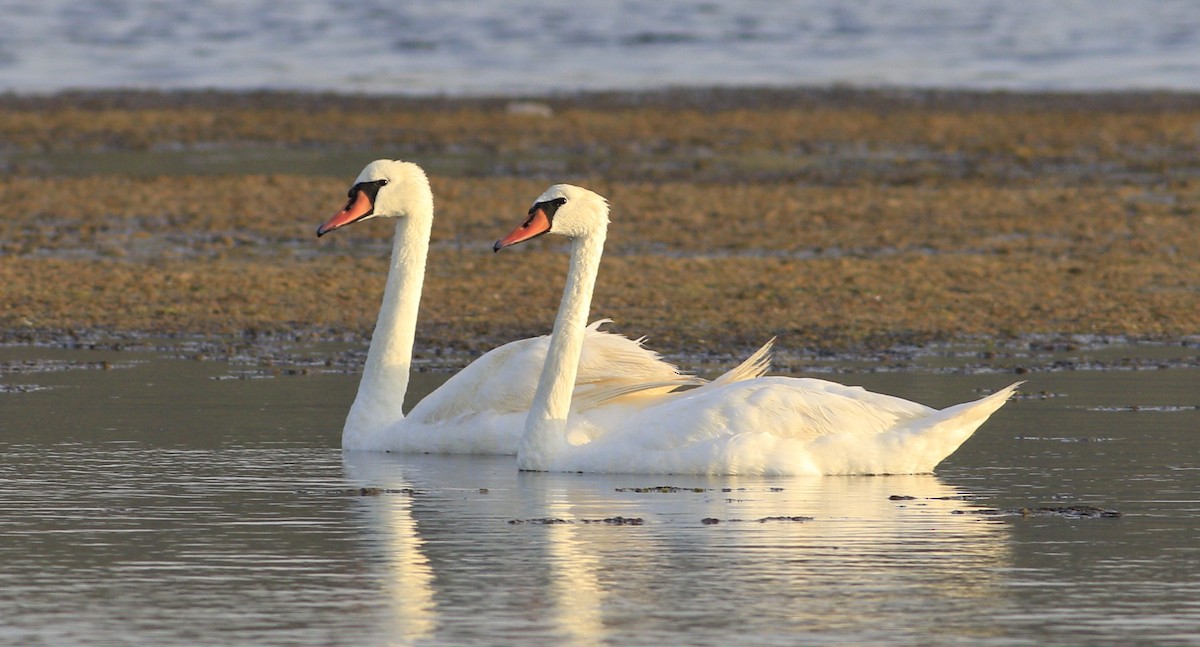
[
  {"xmin": 316, "ymin": 189, "xmax": 374, "ymax": 237},
  {"xmin": 493, "ymin": 207, "xmax": 552, "ymax": 251}
]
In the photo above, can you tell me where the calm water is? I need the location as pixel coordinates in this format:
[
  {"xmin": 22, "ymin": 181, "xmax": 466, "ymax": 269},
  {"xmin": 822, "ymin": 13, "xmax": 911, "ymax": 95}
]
[
  {"xmin": 4, "ymin": 1, "xmax": 1200, "ymax": 94},
  {"xmin": 1, "ymin": 341, "xmax": 1198, "ymax": 645}
]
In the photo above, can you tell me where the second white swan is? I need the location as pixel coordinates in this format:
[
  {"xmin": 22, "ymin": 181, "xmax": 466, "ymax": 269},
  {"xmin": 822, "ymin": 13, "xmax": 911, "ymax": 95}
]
[{"xmin": 494, "ymin": 184, "xmax": 1021, "ymax": 475}]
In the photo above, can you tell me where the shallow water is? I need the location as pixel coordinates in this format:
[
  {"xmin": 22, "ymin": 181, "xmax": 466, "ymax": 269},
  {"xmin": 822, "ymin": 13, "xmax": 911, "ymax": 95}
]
[{"xmin": 1, "ymin": 342, "xmax": 1198, "ymax": 646}]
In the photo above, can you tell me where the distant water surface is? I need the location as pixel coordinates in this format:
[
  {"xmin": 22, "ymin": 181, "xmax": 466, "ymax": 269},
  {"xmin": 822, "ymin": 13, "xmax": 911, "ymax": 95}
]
[{"xmin": 3, "ymin": 1, "xmax": 1200, "ymax": 95}]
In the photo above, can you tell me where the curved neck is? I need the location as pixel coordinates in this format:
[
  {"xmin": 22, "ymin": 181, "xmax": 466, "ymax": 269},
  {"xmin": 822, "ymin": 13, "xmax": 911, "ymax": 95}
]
[
  {"xmin": 518, "ymin": 230, "xmax": 606, "ymax": 470},
  {"xmin": 345, "ymin": 212, "xmax": 433, "ymax": 434}
]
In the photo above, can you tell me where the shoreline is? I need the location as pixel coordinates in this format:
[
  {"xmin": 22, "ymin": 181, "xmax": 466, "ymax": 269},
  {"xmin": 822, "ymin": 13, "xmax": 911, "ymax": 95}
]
[
  {"xmin": 5, "ymin": 84, "xmax": 1200, "ymax": 110},
  {"xmin": 2, "ymin": 86, "xmax": 1198, "ymax": 367}
]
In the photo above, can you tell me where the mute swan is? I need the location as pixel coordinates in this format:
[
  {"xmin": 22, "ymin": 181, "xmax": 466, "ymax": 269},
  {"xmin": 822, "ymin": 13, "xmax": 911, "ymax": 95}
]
[
  {"xmin": 494, "ymin": 184, "xmax": 1021, "ymax": 475},
  {"xmin": 316, "ymin": 160, "xmax": 759, "ymax": 453}
]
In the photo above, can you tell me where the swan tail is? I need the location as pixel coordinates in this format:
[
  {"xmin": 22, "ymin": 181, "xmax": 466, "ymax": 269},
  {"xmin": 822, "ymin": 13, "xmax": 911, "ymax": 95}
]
[
  {"xmin": 902, "ymin": 381, "xmax": 1023, "ymax": 471},
  {"xmin": 938, "ymin": 381, "xmax": 1023, "ymax": 428},
  {"xmin": 710, "ymin": 337, "xmax": 775, "ymax": 387},
  {"xmin": 813, "ymin": 381, "xmax": 1021, "ymax": 475}
]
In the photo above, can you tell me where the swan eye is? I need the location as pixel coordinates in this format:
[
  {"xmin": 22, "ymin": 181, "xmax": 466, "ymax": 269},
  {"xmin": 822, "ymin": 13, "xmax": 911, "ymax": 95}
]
[
  {"xmin": 530, "ymin": 197, "xmax": 567, "ymax": 218},
  {"xmin": 347, "ymin": 179, "xmax": 389, "ymax": 201}
]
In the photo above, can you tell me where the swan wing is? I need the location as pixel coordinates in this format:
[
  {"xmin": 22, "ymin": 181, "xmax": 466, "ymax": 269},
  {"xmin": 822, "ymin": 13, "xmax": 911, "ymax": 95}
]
[{"xmin": 407, "ymin": 321, "xmax": 697, "ymax": 424}]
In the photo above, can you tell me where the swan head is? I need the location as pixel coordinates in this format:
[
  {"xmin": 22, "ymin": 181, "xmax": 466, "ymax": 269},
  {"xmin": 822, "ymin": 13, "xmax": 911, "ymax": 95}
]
[
  {"xmin": 493, "ymin": 184, "xmax": 609, "ymax": 252},
  {"xmin": 316, "ymin": 159, "xmax": 431, "ymax": 237}
]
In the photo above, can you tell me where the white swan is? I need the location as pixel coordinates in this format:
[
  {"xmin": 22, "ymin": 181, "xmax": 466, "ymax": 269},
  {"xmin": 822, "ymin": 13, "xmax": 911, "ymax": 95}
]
[
  {"xmin": 494, "ymin": 184, "xmax": 1021, "ymax": 475},
  {"xmin": 316, "ymin": 160, "xmax": 756, "ymax": 453}
]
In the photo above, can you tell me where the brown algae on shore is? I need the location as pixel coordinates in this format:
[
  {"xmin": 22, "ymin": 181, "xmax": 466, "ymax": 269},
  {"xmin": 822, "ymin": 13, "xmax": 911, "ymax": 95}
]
[{"xmin": 1, "ymin": 88, "xmax": 1198, "ymax": 362}]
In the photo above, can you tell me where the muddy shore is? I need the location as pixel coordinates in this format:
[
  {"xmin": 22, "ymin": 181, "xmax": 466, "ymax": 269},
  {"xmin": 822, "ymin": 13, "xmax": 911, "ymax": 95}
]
[{"xmin": 1, "ymin": 87, "xmax": 1197, "ymax": 368}]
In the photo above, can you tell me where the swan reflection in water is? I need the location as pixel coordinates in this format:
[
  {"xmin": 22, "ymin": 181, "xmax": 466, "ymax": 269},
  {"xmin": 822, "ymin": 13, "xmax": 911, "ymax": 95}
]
[
  {"xmin": 343, "ymin": 455, "xmax": 437, "ymax": 643},
  {"xmin": 342, "ymin": 452, "xmax": 1012, "ymax": 643}
]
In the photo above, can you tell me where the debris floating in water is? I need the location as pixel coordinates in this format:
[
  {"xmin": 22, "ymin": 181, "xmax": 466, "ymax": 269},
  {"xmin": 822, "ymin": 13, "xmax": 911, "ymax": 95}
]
[
  {"xmin": 953, "ymin": 505, "xmax": 1122, "ymax": 519},
  {"xmin": 297, "ymin": 487, "xmax": 419, "ymax": 497},
  {"xmin": 509, "ymin": 517, "xmax": 645, "ymax": 526},
  {"xmin": 1015, "ymin": 436, "xmax": 1117, "ymax": 443},
  {"xmin": 616, "ymin": 486, "xmax": 708, "ymax": 493},
  {"xmin": 700, "ymin": 516, "xmax": 813, "ymax": 525},
  {"xmin": 890, "ymin": 493, "xmax": 981, "ymax": 501},
  {"xmin": 615, "ymin": 486, "xmax": 786, "ymax": 493}
]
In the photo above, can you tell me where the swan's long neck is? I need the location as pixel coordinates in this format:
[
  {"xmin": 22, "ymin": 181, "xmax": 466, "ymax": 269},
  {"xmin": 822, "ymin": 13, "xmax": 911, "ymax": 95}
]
[
  {"xmin": 517, "ymin": 230, "xmax": 606, "ymax": 470},
  {"xmin": 343, "ymin": 209, "xmax": 433, "ymax": 442}
]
